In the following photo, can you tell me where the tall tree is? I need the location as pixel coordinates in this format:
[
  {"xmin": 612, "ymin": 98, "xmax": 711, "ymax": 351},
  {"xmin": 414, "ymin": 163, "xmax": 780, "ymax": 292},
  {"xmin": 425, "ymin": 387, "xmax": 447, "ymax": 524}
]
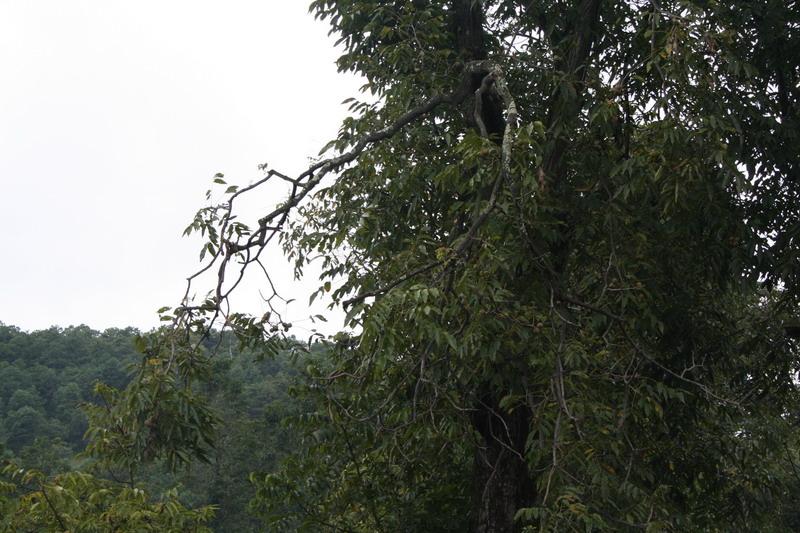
[{"xmin": 94, "ymin": 1, "xmax": 799, "ymax": 531}]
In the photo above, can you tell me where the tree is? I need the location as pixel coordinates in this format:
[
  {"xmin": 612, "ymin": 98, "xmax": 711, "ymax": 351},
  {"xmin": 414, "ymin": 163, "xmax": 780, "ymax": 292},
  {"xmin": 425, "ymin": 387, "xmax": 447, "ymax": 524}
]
[
  {"xmin": 0, "ymin": 326, "xmax": 307, "ymax": 532},
  {"xmin": 53, "ymin": 382, "xmax": 87, "ymax": 447},
  {"xmin": 6, "ymin": 388, "xmax": 44, "ymax": 414},
  {"xmin": 91, "ymin": 1, "xmax": 799, "ymax": 531},
  {"xmin": 0, "ymin": 463, "xmax": 215, "ymax": 533},
  {"xmin": 2, "ymin": 406, "xmax": 56, "ymax": 452}
]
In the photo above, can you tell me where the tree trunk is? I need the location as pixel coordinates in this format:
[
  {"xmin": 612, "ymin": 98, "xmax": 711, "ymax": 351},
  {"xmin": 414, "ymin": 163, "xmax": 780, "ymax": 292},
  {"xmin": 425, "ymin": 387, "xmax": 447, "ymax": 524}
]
[
  {"xmin": 470, "ymin": 399, "xmax": 534, "ymax": 533},
  {"xmin": 450, "ymin": 2, "xmax": 536, "ymax": 531}
]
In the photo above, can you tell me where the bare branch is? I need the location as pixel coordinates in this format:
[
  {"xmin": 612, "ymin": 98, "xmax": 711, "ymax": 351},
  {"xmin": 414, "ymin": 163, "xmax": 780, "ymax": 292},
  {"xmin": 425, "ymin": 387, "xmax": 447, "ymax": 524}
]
[{"xmin": 228, "ymin": 91, "xmax": 464, "ymax": 256}]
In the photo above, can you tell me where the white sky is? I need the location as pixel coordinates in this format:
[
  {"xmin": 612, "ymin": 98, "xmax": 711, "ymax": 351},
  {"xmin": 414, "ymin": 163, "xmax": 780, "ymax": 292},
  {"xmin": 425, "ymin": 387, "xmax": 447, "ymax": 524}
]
[{"xmin": 0, "ymin": 1, "xmax": 360, "ymax": 334}]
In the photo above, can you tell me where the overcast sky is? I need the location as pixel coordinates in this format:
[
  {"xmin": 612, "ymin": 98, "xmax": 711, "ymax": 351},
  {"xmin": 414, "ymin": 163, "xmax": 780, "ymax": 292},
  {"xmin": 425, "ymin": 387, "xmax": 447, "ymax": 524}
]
[{"xmin": 0, "ymin": 1, "xmax": 360, "ymax": 333}]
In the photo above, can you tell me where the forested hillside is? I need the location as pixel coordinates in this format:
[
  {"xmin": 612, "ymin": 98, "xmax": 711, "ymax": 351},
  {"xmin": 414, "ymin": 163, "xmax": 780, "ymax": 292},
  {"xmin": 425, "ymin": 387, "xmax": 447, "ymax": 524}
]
[
  {"xmin": 0, "ymin": 325, "xmax": 132, "ymax": 455},
  {"xmin": 0, "ymin": 324, "xmax": 301, "ymax": 532}
]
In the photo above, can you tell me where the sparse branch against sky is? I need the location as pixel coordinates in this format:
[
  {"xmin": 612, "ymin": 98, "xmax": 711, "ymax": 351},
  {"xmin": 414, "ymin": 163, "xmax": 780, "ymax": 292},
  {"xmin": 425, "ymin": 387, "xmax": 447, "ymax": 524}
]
[{"xmin": 0, "ymin": 1, "xmax": 359, "ymax": 332}]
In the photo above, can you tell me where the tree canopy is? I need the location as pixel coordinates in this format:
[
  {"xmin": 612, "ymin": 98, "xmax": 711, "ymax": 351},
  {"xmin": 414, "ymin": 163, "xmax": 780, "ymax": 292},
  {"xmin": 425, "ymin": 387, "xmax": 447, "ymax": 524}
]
[
  {"xmin": 6, "ymin": 1, "xmax": 800, "ymax": 531},
  {"xmin": 0, "ymin": 325, "xmax": 306, "ymax": 532}
]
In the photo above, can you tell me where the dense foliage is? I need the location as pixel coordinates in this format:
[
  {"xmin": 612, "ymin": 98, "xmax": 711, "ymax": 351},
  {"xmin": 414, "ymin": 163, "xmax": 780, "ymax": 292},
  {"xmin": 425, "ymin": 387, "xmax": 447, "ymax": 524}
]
[
  {"xmin": 5, "ymin": 0, "xmax": 800, "ymax": 531},
  {"xmin": 178, "ymin": 1, "xmax": 799, "ymax": 530},
  {"xmin": 0, "ymin": 325, "xmax": 301, "ymax": 532}
]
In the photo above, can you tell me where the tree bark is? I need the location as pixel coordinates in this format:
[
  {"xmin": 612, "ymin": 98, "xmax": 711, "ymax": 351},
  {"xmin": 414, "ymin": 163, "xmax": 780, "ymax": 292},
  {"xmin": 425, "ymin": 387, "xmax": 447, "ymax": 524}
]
[
  {"xmin": 451, "ymin": 2, "xmax": 535, "ymax": 531},
  {"xmin": 470, "ymin": 398, "xmax": 534, "ymax": 533},
  {"xmin": 449, "ymin": 1, "xmax": 604, "ymax": 530}
]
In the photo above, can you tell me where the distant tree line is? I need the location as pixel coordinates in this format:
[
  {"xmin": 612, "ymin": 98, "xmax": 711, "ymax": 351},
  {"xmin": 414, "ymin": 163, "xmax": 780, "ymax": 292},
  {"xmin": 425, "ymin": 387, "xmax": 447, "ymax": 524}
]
[{"xmin": 0, "ymin": 323, "xmax": 305, "ymax": 532}]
